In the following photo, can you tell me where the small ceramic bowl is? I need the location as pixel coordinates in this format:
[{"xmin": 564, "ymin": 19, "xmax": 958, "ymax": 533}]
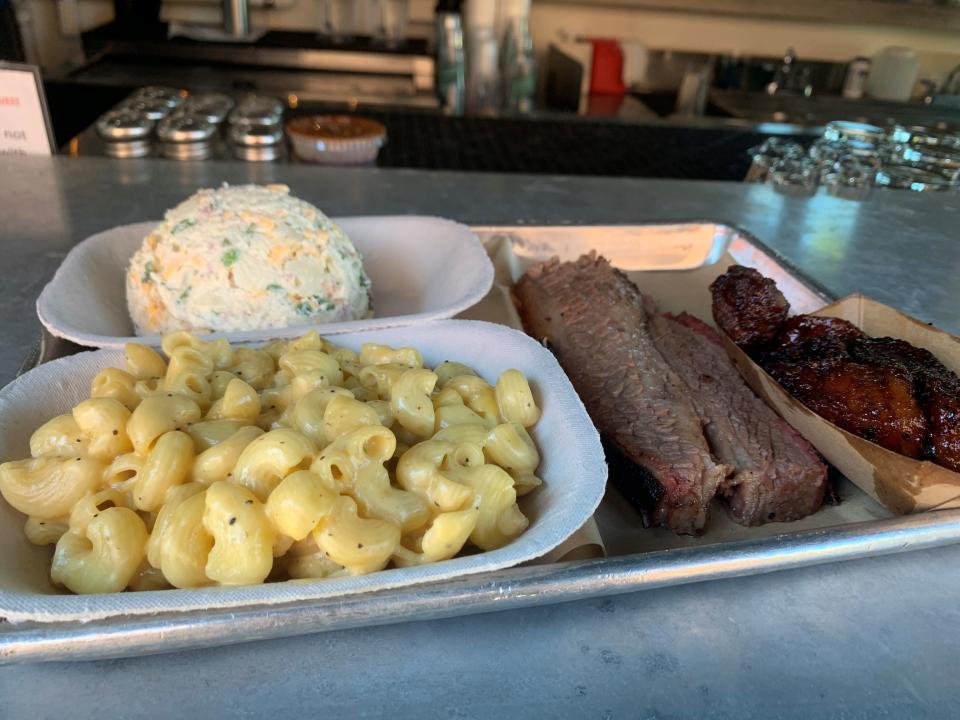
[{"xmin": 286, "ymin": 115, "xmax": 387, "ymax": 165}]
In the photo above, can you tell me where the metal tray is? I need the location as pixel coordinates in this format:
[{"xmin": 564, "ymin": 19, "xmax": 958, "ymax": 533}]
[{"xmin": 4, "ymin": 222, "xmax": 960, "ymax": 665}]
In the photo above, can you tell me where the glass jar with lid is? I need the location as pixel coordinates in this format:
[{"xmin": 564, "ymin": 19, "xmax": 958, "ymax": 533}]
[
  {"xmin": 744, "ymin": 137, "xmax": 805, "ymax": 183},
  {"xmin": 875, "ymin": 164, "xmax": 954, "ymax": 192},
  {"xmin": 121, "ymin": 97, "xmax": 176, "ymax": 123},
  {"xmin": 822, "ymin": 120, "xmax": 886, "ymax": 147},
  {"xmin": 887, "ymin": 124, "xmax": 960, "ymax": 150},
  {"xmin": 821, "ymin": 156, "xmax": 875, "ymax": 200},
  {"xmin": 884, "ymin": 144, "xmax": 960, "ymax": 185},
  {"xmin": 157, "ymin": 114, "xmax": 216, "ymax": 160},
  {"xmin": 229, "ymin": 122, "xmax": 285, "ymax": 162},
  {"xmin": 131, "ymin": 86, "xmax": 185, "ymax": 109},
  {"xmin": 746, "ymin": 120, "xmax": 960, "ymax": 195},
  {"xmin": 96, "ymin": 110, "xmax": 155, "ymax": 158},
  {"xmin": 768, "ymin": 158, "xmax": 818, "ymax": 197},
  {"xmin": 180, "ymin": 93, "xmax": 235, "ymax": 125},
  {"xmin": 229, "ymin": 95, "xmax": 285, "ymax": 126}
]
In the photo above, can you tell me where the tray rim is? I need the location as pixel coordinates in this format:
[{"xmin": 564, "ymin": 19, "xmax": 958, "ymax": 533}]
[
  {"xmin": 471, "ymin": 220, "xmax": 836, "ymax": 304},
  {"xmin": 3, "ymin": 506, "xmax": 958, "ymax": 664},
  {"xmin": 6, "ymin": 219, "xmax": 956, "ymax": 664}
]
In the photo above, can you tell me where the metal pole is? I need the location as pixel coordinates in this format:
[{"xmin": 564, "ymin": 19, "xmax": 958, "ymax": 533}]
[{"xmin": 223, "ymin": 0, "xmax": 249, "ymax": 37}]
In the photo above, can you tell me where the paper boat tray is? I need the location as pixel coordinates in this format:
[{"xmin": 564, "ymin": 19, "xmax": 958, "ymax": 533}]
[{"xmin": 721, "ymin": 294, "xmax": 960, "ymax": 515}]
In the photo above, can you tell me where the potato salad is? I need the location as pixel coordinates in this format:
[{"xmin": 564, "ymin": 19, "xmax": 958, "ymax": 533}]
[{"xmin": 126, "ymin": 184, "xmax": 372, "ymax": 335}]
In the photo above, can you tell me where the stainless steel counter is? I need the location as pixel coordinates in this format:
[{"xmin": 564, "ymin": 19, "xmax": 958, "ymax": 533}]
[{"xmin": 1, "ymin": 155, "xmax": 958, "ymax": 718}]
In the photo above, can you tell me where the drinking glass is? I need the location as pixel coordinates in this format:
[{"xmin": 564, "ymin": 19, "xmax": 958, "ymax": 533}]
[
  {"xmin": 744, "ymin": 138, "xmax": 805, "ymax": 183},
  {"xmin": 875, "ymin": 164, "xmax": 954, "ymax": 192},
  {"xmin": 822, "ymin": 156, "xmax": 875, "ymax": 200},
  {"xmin": 769, "ymin": 158, "xmax": 818, "ymax": 197},
  {"xmin": 318, "ymin": 0, "xmax": 356, "ymax": 43}
]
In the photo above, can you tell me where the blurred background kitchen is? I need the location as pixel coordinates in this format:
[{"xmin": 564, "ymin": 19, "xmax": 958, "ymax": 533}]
[{"xmin": 5, "ymin": 0, "xmax": 960, "ymax": 189}]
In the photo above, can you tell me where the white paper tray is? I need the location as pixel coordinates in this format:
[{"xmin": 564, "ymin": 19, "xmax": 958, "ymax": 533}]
[
  {"xmin": 36, "ymin": 216, "xmax": 494, "ymax": 349},
  {"xmin": 0, "ymin": 320, "xmax": 605, "ymax": 623}
]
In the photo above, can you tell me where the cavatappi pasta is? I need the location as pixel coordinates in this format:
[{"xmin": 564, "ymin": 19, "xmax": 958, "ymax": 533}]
[{"xmin": 0, "ymin": 331, "xmax": 543, "ymax": 595}]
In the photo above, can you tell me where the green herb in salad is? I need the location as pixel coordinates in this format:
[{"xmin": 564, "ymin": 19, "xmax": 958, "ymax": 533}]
[
  {"xmin": 221, "ymin": 248, "xmax": 239, "ymax": 267},
  {"xmin": 171, "ymin": 218, "xmax": 196, "ymax": 234},
  {"xmin": 266, "ymin": 283, "xmax": 283, "ymax": 292},
  {"xmin": 294, "ymin": 301, "xmax": 312, "ymax": 316},
  {"xmin": 312, "ymin": 295, "xmax": 336, "ymax": 312},
  {"xmin": 178, "ymin": 287, "xmax": 191, "ymax": 302},
  {"xmin": 141, "ymin": 261, "xmax": 156, "ymax": 284}
]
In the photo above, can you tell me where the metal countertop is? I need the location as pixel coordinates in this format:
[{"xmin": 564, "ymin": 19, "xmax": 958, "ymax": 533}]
[{"xmin": 0, "ymin": 155, "xmax": 958, "ymax": 718}]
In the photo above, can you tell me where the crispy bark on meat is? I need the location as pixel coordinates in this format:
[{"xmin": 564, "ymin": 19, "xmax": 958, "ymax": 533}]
[
  {"xmin": 710, "ymin": 265, "xmax": 952, "ymax": 469},
  {"xmin": 514, "ymin": 253, "xmax": 729, "ymax": 534},
  {"xmin": 709, "ymin": 265, "xmax": 790, "ymax": 351},
  {"xmin": 775, "ymin": 315, "xmax": 866, "ymax": 357},
  {"xmin": 849, "ymin": 337, "xmax": 960, "ymax": 471},
  {"xmin": 762, "ymin": 355, "xmax": 928, "ymax": 458}
]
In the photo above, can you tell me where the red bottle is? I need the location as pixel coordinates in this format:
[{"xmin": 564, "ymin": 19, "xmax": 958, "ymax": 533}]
[{"xmin": 589, "ymin": 39, "xmax": 626, "ymax": 96}]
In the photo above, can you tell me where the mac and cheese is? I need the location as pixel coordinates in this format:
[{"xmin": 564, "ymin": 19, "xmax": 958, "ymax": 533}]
[{"xmin": 0, "ymin": 331, "xmax": 543, "ymax": 594}]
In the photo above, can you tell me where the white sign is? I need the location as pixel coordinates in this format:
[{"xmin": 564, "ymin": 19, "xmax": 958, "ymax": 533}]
[{"xmin": 0, "ymin": 63, "xmax": 54, "ymax": 156}]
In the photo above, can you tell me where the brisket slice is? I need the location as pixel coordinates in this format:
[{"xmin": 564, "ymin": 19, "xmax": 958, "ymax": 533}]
[
  {"xmin": 514, "ymin": 253, "xmax": 730, "ymax": 535},
  {"xmin": 648, "ymin": 312, "xmax": 828, "ymax": 525}
]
